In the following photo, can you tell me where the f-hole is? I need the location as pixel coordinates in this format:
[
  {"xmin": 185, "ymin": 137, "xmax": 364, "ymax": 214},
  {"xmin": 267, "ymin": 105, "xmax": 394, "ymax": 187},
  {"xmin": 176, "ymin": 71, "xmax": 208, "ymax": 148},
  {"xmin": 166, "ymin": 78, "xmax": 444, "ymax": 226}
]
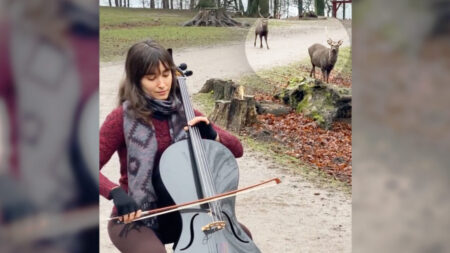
[{"xmin": 222, "ymin": 212, "xmax": 249, "ymax": 243}]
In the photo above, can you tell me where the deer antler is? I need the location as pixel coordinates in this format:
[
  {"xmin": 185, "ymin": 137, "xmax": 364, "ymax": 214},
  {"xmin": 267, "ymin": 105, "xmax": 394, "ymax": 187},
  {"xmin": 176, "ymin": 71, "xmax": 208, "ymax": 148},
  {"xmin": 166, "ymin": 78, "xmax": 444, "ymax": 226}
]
[{"xmin": 258, "ymin": 6, "xmax": 264, "ymax": 18}]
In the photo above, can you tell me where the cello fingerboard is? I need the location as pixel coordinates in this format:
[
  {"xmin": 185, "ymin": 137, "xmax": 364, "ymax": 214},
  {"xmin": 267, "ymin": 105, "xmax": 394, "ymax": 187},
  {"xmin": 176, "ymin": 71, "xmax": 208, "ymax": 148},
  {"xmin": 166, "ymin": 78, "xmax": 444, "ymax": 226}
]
[{"xmin": 177, "ymin": 77, "xmax": 219, "ymax": 200}]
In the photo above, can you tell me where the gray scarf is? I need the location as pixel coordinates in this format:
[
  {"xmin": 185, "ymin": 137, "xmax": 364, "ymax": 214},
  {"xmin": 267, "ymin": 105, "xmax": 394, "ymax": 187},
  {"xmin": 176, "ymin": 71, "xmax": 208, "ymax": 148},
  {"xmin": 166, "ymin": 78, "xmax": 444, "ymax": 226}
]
[{"xmin": 122, "ymin": 98, "xmax": 187, "ymax": 228}]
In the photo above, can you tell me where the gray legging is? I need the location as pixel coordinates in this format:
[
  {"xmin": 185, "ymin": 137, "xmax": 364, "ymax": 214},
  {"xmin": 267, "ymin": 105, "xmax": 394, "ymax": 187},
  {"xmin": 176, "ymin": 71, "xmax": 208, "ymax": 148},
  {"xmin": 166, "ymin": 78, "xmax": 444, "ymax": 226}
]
[{"xmin": 108, "ymin": 219, "xmax": 253, "ymax": 253}]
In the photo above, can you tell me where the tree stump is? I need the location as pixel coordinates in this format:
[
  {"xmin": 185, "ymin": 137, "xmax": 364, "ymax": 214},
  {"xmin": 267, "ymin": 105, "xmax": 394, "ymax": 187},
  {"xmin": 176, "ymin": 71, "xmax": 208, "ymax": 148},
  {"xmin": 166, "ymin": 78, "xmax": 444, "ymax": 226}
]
[
  {"xmin": 199, "ymin": 78, "xmax": 243, "ymax": 100},
  {"xmin": 275, "ymin": 77, "xmax": 352, "ymax": 129},
  {"xmin": 209, "ymin": 100, "xmax": 231, "ymax": 128},
  {"xmin": 209, "ymin": 96, "xmax": 257, "ymax": 132},
  {"xmin": 183, "ymin": 8, "xmax": 248, "ymax": 27},
  {"xmin": 255, "ymin": 100, "xmax": 291, "ymax": 116}
]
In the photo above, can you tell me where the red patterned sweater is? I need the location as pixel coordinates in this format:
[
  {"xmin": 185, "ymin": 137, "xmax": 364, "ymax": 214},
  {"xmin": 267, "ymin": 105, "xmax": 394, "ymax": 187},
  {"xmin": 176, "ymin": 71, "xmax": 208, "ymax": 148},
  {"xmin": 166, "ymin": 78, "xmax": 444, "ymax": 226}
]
[{"xmin": 99, "ymin": 106, "xmax": 244, "ymax": 200}]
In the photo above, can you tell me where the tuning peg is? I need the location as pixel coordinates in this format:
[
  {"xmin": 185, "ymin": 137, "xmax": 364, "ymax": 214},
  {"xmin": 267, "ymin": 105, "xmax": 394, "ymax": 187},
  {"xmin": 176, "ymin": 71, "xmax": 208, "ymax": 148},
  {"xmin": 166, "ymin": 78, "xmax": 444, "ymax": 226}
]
[{"xmin": 178, "ymin": 63, "xmax": 187, "ymax": 71}]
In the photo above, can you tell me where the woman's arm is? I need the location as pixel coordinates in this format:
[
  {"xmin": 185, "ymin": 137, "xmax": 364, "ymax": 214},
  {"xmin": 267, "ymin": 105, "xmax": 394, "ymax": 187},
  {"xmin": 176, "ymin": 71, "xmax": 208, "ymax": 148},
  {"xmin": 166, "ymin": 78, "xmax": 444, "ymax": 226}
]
[
  {"xmin": 99, "ymin": 107, "xmax": 124, "ymax": 199},
  {"xmin": 193, "ymin": 110, "xmax": 243, "ymax": 158}
]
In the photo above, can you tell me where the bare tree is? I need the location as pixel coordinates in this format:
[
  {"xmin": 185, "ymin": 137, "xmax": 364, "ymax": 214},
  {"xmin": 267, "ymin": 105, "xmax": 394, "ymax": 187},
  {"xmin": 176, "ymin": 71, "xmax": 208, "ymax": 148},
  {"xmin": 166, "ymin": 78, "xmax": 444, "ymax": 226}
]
[
  {"xmin": 324, "ymin": 0, "xmax": 333, "ymax": 17},
  {"xmin": 286, "ymin": 0, "xmax": 289, "ymax": 18},
  {"xmin": 247, "ymin": 0, "xmax": 270, "ymax": 17},
  {"xmin": 298, "ymin": 0, "xmax": 303, "ymax": 17},
  {"xmin": 163, "ymin": 0, "xmax": 169, "ymax": 8},
  {"xmin": 304, "ymin": 0, "xmax": 313, "ymax": 11}
]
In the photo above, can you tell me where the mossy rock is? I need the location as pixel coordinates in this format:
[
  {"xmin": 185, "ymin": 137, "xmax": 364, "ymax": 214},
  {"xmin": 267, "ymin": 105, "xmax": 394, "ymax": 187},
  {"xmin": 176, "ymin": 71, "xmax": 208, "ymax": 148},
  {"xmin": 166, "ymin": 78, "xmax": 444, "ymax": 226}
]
[{"xmin": 280, "ymin": 77, "xmax": 351, "ymax": 129}]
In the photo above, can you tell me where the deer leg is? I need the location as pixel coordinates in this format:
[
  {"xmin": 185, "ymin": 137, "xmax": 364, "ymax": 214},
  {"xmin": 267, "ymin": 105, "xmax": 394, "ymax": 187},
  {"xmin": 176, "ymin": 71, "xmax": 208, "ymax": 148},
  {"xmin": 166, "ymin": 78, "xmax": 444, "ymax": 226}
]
[
  {"xmin": 310, "ymin": 65, "xmax": 315, "ymax": 78},
  {"xmin": 254, "ymin": 34, "xmax": 257, "ymax": 47},
  {"xmin": 264, "ymin": 36, "xmax": 269, "ymax": 49},
  {"xmin": 322, "ymin": 69, "xmax": 327, "ymax": 82},
  {"xmin": 260, "ymin": 36, "xmax": 263, "ymax": 48}
]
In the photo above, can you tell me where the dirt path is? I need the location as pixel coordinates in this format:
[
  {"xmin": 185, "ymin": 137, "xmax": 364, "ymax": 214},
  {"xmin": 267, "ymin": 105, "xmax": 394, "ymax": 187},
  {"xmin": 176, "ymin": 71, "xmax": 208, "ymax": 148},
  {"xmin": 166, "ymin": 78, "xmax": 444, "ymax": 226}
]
[{"xmin": 100, "ymin": 18, "xmax": 351, "ymax": 252}]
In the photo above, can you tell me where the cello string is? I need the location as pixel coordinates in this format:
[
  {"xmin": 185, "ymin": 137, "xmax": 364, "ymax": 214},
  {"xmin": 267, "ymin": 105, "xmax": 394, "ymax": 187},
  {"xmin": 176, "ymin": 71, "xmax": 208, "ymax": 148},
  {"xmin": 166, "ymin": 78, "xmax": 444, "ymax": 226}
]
[
  {"xmin": 194, "ymin": 129, "xmax": 225, "ymax": 221},
  {"xmin": 178, "ymin": 80, "xmax": 221, "ymax": 220},
  {"xmin": 178, "ymin": 77, "xmax": 228, "ymax": 248},
  {"xmin": 190, "ymin": 118, "xmax": 222, "ymax": 220},
  {"xmin": 178, "ymin": 78, "xmax": 221, "ymax": 221},
  {"xmin": 192, "ymin": 127, "xmax": 224, "ymax": 221}
]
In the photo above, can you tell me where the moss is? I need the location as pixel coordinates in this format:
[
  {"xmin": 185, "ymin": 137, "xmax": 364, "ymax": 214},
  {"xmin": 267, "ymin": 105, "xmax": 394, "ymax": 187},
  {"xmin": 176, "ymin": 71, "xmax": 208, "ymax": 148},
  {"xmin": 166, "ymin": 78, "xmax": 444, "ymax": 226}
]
[
  {"xmin": 287, "ymin": 76, "xmax": 305, "ymax": 89},
  {"xmin": 296, "ymin": 94, "xmax": 311, "ymax": 112},
  {"xmin": 310, "ymin": 111, "xmax": 325, "ymax": 124}
]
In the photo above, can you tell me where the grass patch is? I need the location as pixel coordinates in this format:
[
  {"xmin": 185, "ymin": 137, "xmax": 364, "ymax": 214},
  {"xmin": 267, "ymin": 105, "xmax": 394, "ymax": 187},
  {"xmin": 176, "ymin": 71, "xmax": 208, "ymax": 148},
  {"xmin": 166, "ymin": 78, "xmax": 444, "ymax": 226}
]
[
  {"xmin": 192, "ymin": 92, "xmax": 215, "ymax": 116},
  {"xmin": 101, "ymin": 26, "xmax": 247, "ymax": 61},
  {"xmin": 239, "ymin": 47, "xmax": 352, "ymax": 94},
  {"xmin": 100, "ymin": 7, "xmax": 252, "ymax": 61},
  {"xmin": 334, "ymin": 46, "xmax": 352, "ymax": 76},
  {"xmin": 239, "ymin": 61, "xmax": 311, "ymax": 95}
]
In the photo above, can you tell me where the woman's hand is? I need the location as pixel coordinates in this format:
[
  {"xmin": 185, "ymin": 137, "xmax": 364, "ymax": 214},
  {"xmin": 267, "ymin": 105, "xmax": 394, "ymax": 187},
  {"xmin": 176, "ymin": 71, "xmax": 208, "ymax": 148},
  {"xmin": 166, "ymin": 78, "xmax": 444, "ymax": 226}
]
[
  {"xmin": 110, "ymin": 187, "xmax": 142, "ymax": 223},
  {"xmin": 185, "ymin": 116, "xmax": 220, "ymax": 141}
]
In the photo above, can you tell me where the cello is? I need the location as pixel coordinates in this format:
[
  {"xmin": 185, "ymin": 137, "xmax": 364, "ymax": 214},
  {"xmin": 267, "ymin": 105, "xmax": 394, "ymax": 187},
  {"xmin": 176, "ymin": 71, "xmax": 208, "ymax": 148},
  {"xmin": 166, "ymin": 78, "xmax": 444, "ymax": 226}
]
[{"xmin": 156, "ymin": 67, "xmax": 262, "ymax": 252}]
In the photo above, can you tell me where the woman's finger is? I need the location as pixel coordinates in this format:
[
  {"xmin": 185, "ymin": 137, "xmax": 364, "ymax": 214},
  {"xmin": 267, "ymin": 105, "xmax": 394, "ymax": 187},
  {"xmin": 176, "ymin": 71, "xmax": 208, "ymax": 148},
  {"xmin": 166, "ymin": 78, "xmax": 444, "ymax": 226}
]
[
  {"xmin": 188, "ymin": 116, "xmax": 209, "ymax": 126},
  {"xmin": 128, "ymin": 212, "xmax": 136, "ymax": 222},
  {"xmin": 123, "ymin": 213, "xmax": 131, "ymax": 223},
  {"xmin": 135, "ymin": 209, "xmax": 142, "ymax": 219}
]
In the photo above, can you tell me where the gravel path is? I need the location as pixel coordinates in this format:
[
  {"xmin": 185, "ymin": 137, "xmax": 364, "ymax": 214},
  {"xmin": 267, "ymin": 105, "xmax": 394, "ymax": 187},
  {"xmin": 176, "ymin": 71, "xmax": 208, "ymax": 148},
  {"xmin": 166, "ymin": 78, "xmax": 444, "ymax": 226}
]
[{"xmin": 100, "ymin": 18, "xmax": 352, "ymax": 253}]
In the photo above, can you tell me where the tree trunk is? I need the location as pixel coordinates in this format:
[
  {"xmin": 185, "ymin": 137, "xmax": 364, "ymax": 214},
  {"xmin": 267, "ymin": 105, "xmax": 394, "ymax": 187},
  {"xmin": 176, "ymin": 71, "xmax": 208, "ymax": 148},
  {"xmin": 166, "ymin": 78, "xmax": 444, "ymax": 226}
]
[
  {"xmin": 238, "ymin": 0, "xmax": 244, "ymax": 11},
  {"xmin": 286, "ymin": 0, "xmax": 289, "ymax": 18},
  {"xmin": 315, "ymin": 0, "xmax": 325, "ymax": 16},
  {"xmin": 325, "ymin": 0, "xmax": 331, "ymax": 17},
  {"xmin": 170, "ymin": 0, "xmax": 174, "ymax": 9},
  {"xmin": 273, "ymin": 0, "xmax": 278, "ymax": 18},
  {"xmin": 247, "ymin": 0, "xmax": 269, "ymax": 17},
  {"xmin": 180, "ymin": 0, "xmax": 183, "ymax": 9},
  {"xmin": 163, "ymin": 0, "xmax": 170, "ymax": 9},
  {"xmin": 298, "ymin": 0, "xmax": 302, "ymax": 17},
  {"xmin": 109, "ymin": 0, "xmax": 112, "ymax": 7},
  {"xmin": 343, "ymin": 3, "xmax": 346, "ymax": 19},
  {"xmin": 115, "ymin": 0, "xmax": 119, "ymax": 7},
  {"xmin": 190, "ymin": 0, "xmax": 195, "ymax": 9},
  {"xmin": 150, "ymin": 0, "xmax": 155, "ymax": 8},
  {"xmin": 183, "ymin": 8, "xmax": 246, "ymax": 26}
]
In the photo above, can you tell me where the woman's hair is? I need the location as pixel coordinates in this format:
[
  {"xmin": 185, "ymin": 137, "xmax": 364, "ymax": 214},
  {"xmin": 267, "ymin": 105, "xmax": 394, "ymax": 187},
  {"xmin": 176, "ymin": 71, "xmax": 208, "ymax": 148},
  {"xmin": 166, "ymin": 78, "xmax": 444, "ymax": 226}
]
[{"xmin": 118, "ymin": 40, "xmax": 179, "ymax": 121}]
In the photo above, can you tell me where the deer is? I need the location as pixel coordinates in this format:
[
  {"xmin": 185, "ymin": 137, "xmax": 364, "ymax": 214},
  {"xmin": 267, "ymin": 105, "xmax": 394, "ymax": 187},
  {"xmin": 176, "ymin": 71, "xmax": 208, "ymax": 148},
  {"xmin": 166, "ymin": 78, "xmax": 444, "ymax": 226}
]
[
  {"xmin": 254, "ymin": 9, "xmax": 269, "ymax": 49},
  {"xmin": 308, "ymin": 39, "xmax": 343, "ymax": 83}
]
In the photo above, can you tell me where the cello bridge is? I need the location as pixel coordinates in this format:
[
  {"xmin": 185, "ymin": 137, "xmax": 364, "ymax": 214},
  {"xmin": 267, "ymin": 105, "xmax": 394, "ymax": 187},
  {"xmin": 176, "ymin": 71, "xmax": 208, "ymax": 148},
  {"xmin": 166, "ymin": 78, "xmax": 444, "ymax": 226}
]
[{"xmin": 201, "ymin": 221, "xmax": 226, "ymax": 232}]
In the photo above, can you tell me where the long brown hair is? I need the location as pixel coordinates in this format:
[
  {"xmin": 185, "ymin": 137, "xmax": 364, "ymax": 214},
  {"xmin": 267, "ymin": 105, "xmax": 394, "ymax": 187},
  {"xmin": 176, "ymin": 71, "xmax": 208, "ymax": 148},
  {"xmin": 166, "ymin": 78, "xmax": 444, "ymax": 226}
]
[{"xmin": 118, "ymin": 40, "xmax": 179, "ymax": 121}]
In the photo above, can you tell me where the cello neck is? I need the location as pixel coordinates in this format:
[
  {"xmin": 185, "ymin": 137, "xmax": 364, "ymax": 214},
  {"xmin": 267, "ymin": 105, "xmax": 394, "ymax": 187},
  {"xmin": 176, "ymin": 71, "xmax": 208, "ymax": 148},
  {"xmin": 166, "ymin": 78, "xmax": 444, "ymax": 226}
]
[
  {"xmin": 177, "ymin": 77, "xmax": 216, "ymax": 198},
  {"xmin": 177, "ymin": 76, "xmax": 201, "ymax": 142}
]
